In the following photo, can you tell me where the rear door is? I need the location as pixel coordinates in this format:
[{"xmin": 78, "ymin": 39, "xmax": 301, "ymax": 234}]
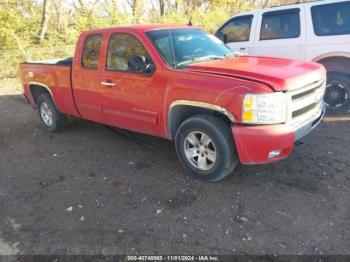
[
  {"xmin": 72, "ymin": 34, "xmax": 104, "ymax": 122},
  {"xmin": 253, "ymin": 7, "xmax": 306, "ymax": 59},
  {"xmin": 215, "ymin": 14, "xmax": 255, "ymax": 55}
]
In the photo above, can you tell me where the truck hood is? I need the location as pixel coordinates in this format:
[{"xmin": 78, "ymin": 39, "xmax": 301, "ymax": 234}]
[{"xmin": 185, "ymin": 56, "xmax": 325, "ymax": 92}]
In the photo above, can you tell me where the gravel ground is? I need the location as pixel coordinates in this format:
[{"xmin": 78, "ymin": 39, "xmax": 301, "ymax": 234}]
[{"xmin": 0, "ymin": 78, "xmax": 349, "ymax": 255}]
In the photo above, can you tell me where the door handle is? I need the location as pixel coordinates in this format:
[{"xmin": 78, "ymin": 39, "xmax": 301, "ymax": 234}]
[
  {"xmin": 101, "ymin": 81, "xmax": 116, "ymax": 87},
  {"xmin": 240, "ymin": 47, "xmax": 246, "ymax": 50}
]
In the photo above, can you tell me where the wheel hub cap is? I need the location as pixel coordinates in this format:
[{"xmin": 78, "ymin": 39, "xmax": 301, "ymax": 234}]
[
  {"xmin": 324, "ymin": 81, "xmax": 348, "ymax": 109},
  {"xmin": 40, "ymin": 102, "xmax": 53, "ymax": 126},
  {"xmin": 184, "ymin": 131, "xmax": 217, "ymax": 171}
]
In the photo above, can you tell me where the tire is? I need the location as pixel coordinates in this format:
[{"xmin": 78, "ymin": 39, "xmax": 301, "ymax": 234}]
[
  {"xmin": 175, "ymin": 114, "xmax": 238, "ymax": 182},
  {"xmin": 37, "ymin": 93, "xmax": 67, "ymax": 132},
  {"xmin": 324, "ymin": 72, "xmax": 350, "ymax": 114}
]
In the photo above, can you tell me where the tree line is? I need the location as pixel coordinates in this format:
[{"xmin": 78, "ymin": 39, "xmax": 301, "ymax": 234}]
[{"xmin": 0, "ymin": 0, "xmax": 305, "ymax": 53}]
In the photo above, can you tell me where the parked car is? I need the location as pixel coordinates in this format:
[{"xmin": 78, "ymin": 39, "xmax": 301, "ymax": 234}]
[
  {"xmin": 19, "ymin": 25, "xmax": 326, "ymax": 182},
  {"xmin": 215, "ymin": 0, "xmax": 350, "ymax": 113}
]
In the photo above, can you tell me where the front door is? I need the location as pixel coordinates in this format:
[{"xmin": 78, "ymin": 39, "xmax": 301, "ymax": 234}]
[{"xmin": 100, "ymin": 32, "xmax": 163, "ymax": 136}]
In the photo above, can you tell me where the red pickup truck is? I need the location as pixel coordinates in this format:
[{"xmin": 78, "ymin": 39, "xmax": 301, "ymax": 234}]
[{"xmin": 19, "ymin": 25, "xmax": 326, "ymax": 182}]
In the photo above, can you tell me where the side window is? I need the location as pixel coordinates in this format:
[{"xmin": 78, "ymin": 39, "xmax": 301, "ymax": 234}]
[
  {"xmin": 106, "ymin": 33, "xmax": 153, "ymax": 73},
  {"xmin": 219, "ymin": 16, "xmax": 253, "ymax": 43},
  {"xmin": 82, "ymin": 34, "xmax": 102, "ymax": 69},
  {"xmin": 311, "ymin": 2, "xmax": 350, "ymax": 36},
  {"xmin": 260, "ymin": 9, "xmax": 300, "ymax": 40},
  {"xmin": 147, "ymin": 30, "xmax": 174, "ymax": 67}
]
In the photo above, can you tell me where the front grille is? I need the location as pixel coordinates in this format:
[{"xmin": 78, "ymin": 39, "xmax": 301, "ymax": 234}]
[
  {"xmin": 292, "ymin": 87, "xmax": 318, "ymax": 100},
  {"xmin": 288, "ymin": 79, "xmax": 326, "ymax": 123},
  {"xmin": 292, "ymin": 103, "xmax": 318, "ymax": 118}
]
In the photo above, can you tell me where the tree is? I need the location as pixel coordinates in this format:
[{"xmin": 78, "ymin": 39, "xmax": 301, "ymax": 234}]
[
  {"xmin": 125, "ymin": 0, "xmax": 145, "ymax": 23},
  {"xmin": 159, "ymin": 0, "xmax": 165, "ymax": 16},
  {"xmin": 38, "ymin": 0, "xmax": 51, "ymax": 44}
]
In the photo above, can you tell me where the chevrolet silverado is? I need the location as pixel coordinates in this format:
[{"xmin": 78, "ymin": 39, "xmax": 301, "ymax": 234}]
[{"xmin": 19, "ymin": 25, "xmax": 326, "ymax": 182}]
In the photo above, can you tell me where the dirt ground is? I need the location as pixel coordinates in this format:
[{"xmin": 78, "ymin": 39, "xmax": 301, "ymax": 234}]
[{"xmin": 0, "ymin": 78, "xmax": 349, "ymax": 255}]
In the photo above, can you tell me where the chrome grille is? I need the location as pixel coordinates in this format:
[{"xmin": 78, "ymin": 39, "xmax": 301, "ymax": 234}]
[
  {"xmin": 287, "ymin": 79, "xmax": 326, "ymax": 126},
  {"xmin": 292, "ymin": 103, "xmax": 318, "ymax": 118}
]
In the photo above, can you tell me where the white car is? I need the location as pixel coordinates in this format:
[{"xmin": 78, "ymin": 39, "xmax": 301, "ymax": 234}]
[{"xmin": 215, "ymin": 0, "xmax": 350, "ymax": 113}]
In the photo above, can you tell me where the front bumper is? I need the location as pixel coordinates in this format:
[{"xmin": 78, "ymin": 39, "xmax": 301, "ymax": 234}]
[{"xmin": 232, "ymin": 104, "xmax": 325, "ymax": 165}]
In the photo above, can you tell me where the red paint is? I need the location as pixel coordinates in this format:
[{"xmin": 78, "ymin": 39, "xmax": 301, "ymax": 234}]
[
  {"xmin": 18, "ymin": 25, "xmax": 325, "ymax": 165},
  {"xmin": 186, "ymin": 56, "xmax": 325, "ymax": 92},
  {"xmin": 232, "ymin": 125, "xmax": 295, "ymax": 164}
]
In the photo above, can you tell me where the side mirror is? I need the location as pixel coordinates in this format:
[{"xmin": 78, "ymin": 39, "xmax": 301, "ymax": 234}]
[
  {"xmin": 215, "ymin": 31, "xmax": 227, "ymax": 44},
  {"xmin": 128, "ymin": 55, "xmax": 153, "ymax": 73}
]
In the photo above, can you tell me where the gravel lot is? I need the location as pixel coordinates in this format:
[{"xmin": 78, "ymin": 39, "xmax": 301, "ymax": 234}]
[{"xmin": 0, "ymin": 78, "xmax": 349, "ymax": 255}]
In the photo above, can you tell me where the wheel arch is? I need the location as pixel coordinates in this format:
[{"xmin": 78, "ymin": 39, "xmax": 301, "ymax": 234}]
[
  {"xmin": 167, "ymin": 100, "xmax": 235, "ymax": 139},
  {"xmin": 313, "ymin": 53, "xmax": 350, "ymax": 76},
  {"xmin": 28, "ymin": 81, "xmax": 58, "ymax": 108}
]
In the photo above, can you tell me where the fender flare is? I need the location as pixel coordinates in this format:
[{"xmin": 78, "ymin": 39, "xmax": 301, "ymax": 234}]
[
  {"xmin": 167, "ymin": 100, "xmax": 235, "ymax": 138},
  {"xmin": 28, "ymin": 81, "xmax": 59, "ymax": 108}
]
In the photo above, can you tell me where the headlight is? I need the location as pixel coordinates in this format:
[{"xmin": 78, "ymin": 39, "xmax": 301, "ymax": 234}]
[{"xmin": 242, "ymin": 92, "xmax": 287, "ymax": 124}]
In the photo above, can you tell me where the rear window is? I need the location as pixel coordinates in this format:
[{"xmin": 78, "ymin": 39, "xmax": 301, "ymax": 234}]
[
  {"xmin": 260, "ymin": 9, "xmax": 300, "ymax": 40},
  {"xmin": 311, "ymin": 1, "xmax": 350, "ymax": 36},
  {"xmin": 82, "ymin": 34, "xmax": 102, "ymax": 69}
]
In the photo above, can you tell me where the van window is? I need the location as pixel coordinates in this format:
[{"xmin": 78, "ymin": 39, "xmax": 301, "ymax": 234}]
[
  {"xmin": 218, "ymin": 16, "xmax": 253, "ymax": 43},
  {"xmin": 260, "ymin": 9, "xmax": 300, "ymax": 40},
  {"xmin": 82, "ymin": 34, "xmax": 102, "ymax": 69},
  {"xmin": 311, "ymin": 1, "xmax": 350, "ymax": 36},
  {"xmin": 106, "ymin": 33, "xmax": 153, "ymax": 73}
]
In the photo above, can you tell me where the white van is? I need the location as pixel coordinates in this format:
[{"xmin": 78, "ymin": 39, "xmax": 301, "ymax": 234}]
[{"xmin": 215, "ymin": 0, "xmax": 350, "ymax": 113}]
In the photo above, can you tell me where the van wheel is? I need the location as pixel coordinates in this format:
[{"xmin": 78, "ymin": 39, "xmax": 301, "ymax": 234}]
[
  {"xmin": 175, "ymin": 115, "xmax": 238, "ymax": 182},
  {"xmin": 324, "ymin": 73, "xmax": 350, "ymax": 114},
  {"xmin": 37, "ymin": 93, "xmax": 67, "ymax": 132}
]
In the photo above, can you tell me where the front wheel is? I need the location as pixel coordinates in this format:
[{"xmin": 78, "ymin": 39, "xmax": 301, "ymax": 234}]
[
  {"xmin": 324, "ymin": 73, "xmax": 350, "ymax": 114},
  {"xmin": 175, "ymin": 115, "xmax": 238, "ymax": 182}
]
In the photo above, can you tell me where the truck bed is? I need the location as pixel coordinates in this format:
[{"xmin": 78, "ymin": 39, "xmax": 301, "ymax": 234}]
[
  {"xmin": 19, "ymin": 58, "xmax": 80, "ymax": 117},
  {"xmin": 21, "ymin": 57, "xmax": 73, "ymax": 66}
]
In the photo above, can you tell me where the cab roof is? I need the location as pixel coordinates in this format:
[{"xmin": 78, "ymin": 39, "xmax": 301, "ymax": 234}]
[{"xmin": 81, "ymin": 24, "xmax": 199, "ymax": 35}]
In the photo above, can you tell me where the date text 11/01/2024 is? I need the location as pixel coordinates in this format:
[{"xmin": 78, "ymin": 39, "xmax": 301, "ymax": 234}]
[{"xmin": 127, "ymin": 255, "xmax": 220, "ymax": 261}]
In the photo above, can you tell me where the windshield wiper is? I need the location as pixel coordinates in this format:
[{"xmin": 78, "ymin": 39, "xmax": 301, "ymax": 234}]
[
  {"xmin": 176, "ymin": 55, "xmax": 224, "ymax": 67},
  {"xmin": 224, "ymin": 52, "xmax": 239, "ymax": 58}
]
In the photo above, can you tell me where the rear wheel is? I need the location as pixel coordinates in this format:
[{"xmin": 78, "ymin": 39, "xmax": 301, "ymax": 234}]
[
  {"xmin": 324, "ymin": 73, "xmax": 350, "ymax": 114},
  {"xmin": 37, "ymin": 93, "xmax": 67, "ymax": 132},
  {"xmin": 175, "ymin": 115, "xmax": 238, "ymax": 182}
]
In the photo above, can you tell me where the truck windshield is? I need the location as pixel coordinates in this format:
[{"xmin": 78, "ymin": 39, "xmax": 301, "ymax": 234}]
[{"xmin": 146, "ymin": 28, "xmax": 235, "ymax": 68}]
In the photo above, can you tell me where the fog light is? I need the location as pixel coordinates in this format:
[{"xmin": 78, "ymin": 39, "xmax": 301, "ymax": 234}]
[{"xmin": 268, "ymin": 150, "xmax": 282, "ymax": 159}]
